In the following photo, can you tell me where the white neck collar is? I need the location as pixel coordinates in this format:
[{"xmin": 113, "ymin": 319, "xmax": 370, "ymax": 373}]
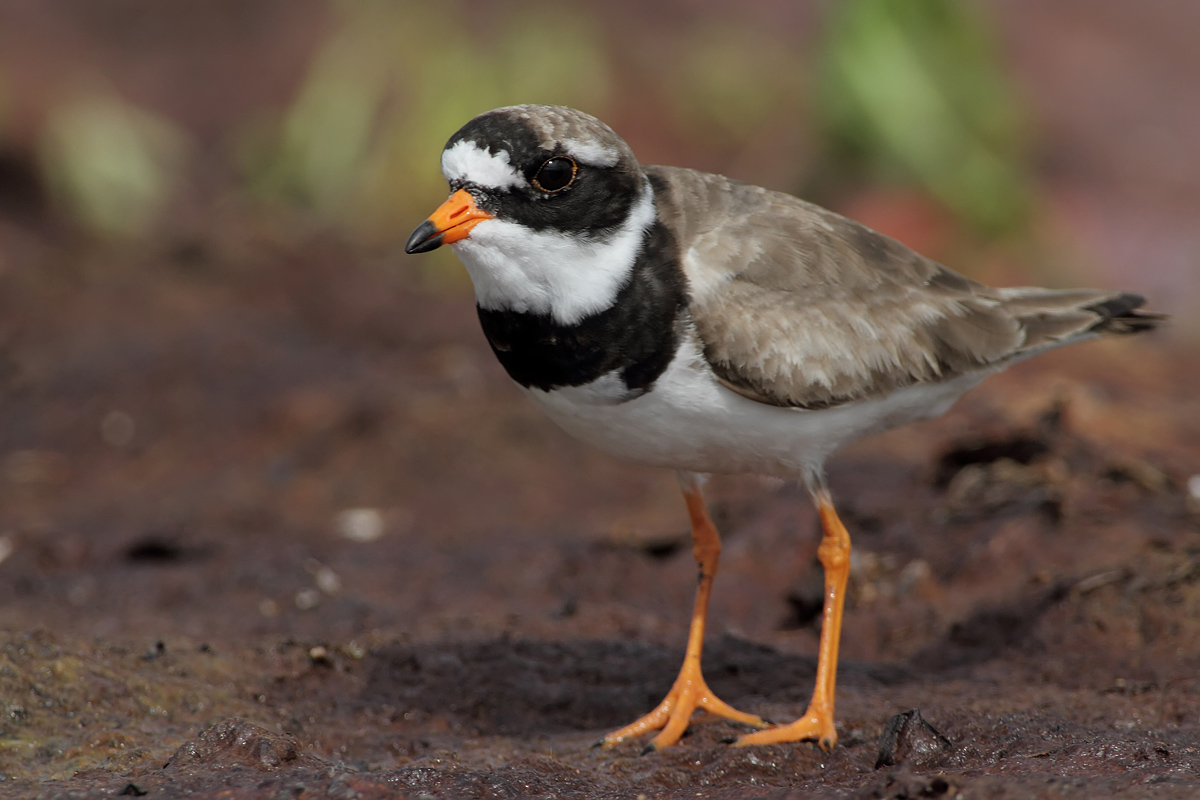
[{"xmin": 451, "ymin": 179, "xmax": 656, "ymax": 326}]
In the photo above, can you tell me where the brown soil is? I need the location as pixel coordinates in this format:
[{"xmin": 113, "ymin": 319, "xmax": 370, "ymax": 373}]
[
  {"xmin": 0, "ymin": 234, "xmax": 1197, "ymax": 799},
  {"xmin": 2, "ymin": 2, "xmax": 1200, "ymax": 798}
]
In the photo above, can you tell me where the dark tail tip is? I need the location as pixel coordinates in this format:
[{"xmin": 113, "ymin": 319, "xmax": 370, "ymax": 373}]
[{"xmin": 1087, "ymin": 292, "xmax": 1167, "ymax": 335}]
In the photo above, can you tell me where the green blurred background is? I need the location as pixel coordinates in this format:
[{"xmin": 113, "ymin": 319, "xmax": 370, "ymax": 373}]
[{"xmin": 0, "ymin": 0, "xmax": 1196, "ymax": 319}]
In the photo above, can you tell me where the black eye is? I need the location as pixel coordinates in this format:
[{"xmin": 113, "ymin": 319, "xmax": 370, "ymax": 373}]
[{"xmin": 532, "ymin": 157, "xmax": 576, "ymax": 193}]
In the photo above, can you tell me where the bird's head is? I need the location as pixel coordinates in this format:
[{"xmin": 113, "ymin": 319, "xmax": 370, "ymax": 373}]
[
  {"xmin": 405, "ymin": 105, "xmax": 655, "ymax": 324},
  {"xmin": 405, "ymin": 104, "xmax": 643, "ymax": 255}
]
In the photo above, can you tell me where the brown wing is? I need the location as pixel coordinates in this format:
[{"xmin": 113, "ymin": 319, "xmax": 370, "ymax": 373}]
[{"xmin": 646, "ymin": 166, "xmax": 1162, "ymax": 410}]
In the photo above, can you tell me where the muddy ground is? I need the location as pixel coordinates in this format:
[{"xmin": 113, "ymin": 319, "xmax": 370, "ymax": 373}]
[
  {"xmin": 2, "ymin": 2, "xmax": 1200, "ymax": 798},
  {"xmin": 0, "ymin": 233, "xmax": 1197, "ymax": 799}
]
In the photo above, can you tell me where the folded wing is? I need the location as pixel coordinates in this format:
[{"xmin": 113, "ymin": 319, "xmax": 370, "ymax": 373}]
[{"xmin": 648, "ymin": 166, "xmax": 1163, "ymax": 410}]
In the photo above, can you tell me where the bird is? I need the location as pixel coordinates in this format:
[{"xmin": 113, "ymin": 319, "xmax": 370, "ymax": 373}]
[{"xmin": 404, "ymin": 104, "xmax": 1164, "ymax": 753}]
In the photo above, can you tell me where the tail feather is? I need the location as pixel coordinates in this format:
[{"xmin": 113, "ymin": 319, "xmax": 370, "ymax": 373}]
[
  {"xmin": 1084, "ymin": 293, "xmax": 1167, "ymax": 335},
  {"xmin": 993, "ymin": 288, "xmax": 1166, "ymax": 356}
]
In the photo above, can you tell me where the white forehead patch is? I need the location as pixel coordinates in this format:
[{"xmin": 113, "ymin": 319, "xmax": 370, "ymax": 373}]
[{"xmin": 441, "ymin": 140, "xmax": 524, "ymax": 190}]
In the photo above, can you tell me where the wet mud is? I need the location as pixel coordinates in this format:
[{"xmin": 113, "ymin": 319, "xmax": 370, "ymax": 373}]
[
  {"xmin": 0, "ymin": 236, "xmax": 1197, "ymax": 799},
  {"xmin": 2, "ymin": 2, "xmax": 1199, "ymax": 795}
]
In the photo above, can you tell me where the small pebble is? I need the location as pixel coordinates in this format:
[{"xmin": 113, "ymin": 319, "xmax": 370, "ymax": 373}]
[
  {"xmin": 875, "ymin": 708, "xmax": 952, "ymax": 768},
  {"xmin": 315, "ymin": 566, "xmax": 342, "ymax": 595},
  {"xmin": 336, "ymin": 508, "xmax": 385, "ymax": 542},
  {"xmin": 295, "ymin": 588, "xmax": 321, "ymax": 611}
]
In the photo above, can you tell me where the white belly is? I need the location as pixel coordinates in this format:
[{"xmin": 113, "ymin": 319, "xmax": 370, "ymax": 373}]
[{"xmin": 524, "ymin": 337, "xmax": 988, "ymax": 478}]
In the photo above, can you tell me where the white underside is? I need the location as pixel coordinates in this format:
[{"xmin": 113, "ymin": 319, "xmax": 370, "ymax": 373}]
[{"xmin": 524, "ymin": 332, "xmax": 990, "ymax": 479}]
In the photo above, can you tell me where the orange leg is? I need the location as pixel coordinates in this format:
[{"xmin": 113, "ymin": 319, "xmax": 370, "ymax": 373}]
[
  {"xmin": 602, "ymin": 478, "xmax": 770, "ymax": 751},
  {"xmin": 736, "ymin": 489, "xmax": 850, "ymax": 750}
]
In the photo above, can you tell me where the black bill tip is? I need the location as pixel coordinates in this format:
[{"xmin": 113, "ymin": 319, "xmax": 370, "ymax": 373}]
[{"xmin": 404, "ymin": 219, "xmax": 443, "ymax": 254}]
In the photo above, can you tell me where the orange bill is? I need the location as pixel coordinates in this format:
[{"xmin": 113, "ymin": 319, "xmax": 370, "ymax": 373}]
[{"xmin": 404, "ymin": 189, "xmax": 494, "ymax": 254}]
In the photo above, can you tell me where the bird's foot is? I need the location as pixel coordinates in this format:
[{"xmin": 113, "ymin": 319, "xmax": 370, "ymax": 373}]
[
  {"xmin": 733, "ymin": 706, "xmax": 836, "ymax": 750},
  {"xmin": 601, "ymin": 665, "xmax": 769, "ymax": 752}
]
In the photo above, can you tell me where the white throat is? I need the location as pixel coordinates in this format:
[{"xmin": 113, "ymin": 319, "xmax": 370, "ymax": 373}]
[{"xmin": 451, "ymin": 180, "xmax": 656, "ymax": 326}]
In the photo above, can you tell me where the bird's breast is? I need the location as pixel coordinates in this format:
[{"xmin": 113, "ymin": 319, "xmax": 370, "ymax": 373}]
[{"xmin": 473, "ymin": 216, "xmax": 688, "ymax": 397}]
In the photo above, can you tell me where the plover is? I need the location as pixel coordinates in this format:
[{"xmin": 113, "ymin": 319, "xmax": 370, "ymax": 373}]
[{"xmin": 405, "ymin": 104, "xmax": 1163, "ymax": 752}]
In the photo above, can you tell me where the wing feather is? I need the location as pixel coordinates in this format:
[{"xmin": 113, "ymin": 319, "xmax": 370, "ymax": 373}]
[{"xmin": 645, "ymin": 166, "xmax": 1161, "ymax": 410}]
